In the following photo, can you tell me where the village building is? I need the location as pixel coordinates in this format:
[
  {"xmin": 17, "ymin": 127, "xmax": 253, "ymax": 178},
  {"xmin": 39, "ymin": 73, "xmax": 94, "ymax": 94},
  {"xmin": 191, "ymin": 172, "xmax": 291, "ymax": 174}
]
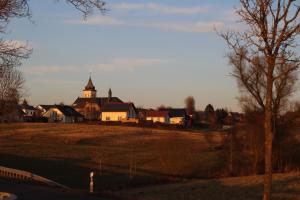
[
  {"xmin": 72, "ymin": 77, "xmax": 122, "ymax": 120},
  {"xmin": 36, "ymin": 105, "xmax": 55, "ymax": 116},
  {"xmin": 20, "ymin": 100, "xmax": 38, "ymax": 117},
  {"xmin": 161, "ymin": 108, "xmax": 187, "ymax": 125},
  {"xmin": 145, "ymin": 110, "xmax": 170, "ymax": 124},
  {"xmin": 43, "ymin": 105, "xmax": 84, "ymax": 123},
  {"xmin": 101, "ymin": 102, "xmax": 138, "ymax": 123}
]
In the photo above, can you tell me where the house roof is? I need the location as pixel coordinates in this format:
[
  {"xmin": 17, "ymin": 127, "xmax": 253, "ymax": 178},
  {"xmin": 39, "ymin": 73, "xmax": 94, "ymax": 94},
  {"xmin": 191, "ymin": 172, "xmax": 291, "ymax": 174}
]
[
  {"xmin": 38, "ymin": 105, "xmax": 55, "ymax": 111},
  {"xmin": 84, "ymin": 77, "xmax": 96, "ymax": 91},
  {"xmin": 18, "ymin": 107, "xmax": 26, "ymax": 115},
  {"xmin": 72, "ymin": 97, "xmax": 123, "ymax": 108},
  {"xmin": 54, "ymin": 105, "xmax": 83, "ymax": 117},
  {"xmin": 21, "ymin": 104, "xmax": 37, "ymax": 111},
  {"xmin": 145, "ymin": 111, "xmax": 169, "ymax": 118},
  {"xmin": 101, "ymin": 102, "xmax": 136, "ymax": 112},
  {"xmin": 160, "ymin": 108, "xmax": 187, "ymax": 118}
]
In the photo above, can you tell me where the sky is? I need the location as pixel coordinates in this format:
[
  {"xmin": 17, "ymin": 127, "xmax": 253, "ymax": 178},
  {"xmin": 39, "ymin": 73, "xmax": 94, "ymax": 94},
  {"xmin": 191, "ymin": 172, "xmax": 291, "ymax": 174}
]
[{"xmin": 5, "ymin": 0, "xmax": 299, "ymax": 111}]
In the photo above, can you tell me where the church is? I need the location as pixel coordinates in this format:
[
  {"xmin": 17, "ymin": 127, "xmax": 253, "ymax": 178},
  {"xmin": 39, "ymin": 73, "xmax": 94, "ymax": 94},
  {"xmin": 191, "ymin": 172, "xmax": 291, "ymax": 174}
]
[{"xmin": 72, "ymin": 76, "xmax": 123, "ymax": 120}]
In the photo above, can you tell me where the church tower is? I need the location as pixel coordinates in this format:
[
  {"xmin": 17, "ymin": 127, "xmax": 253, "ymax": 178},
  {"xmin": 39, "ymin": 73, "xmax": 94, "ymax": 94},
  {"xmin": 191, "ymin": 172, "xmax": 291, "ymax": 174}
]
[{"xmin": 83, "ymin": 76, "xmax": 97, "ymax": 98}]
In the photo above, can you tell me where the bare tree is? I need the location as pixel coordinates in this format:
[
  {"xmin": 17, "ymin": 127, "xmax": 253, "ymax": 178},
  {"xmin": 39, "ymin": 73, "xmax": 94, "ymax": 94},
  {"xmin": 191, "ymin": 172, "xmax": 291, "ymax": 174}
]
[
  {"xmin": 0, "ymin": 0, "xmax": 106, "ymax": 21},
  {"xmin": 63, "ymin": 0, "xmax": 106, "ymax": 17},
  {"xmin": 185, "ymin": 96, "xmax": 195, "ymax": 116},
  {"xmin": 220, "ymin": 1, "xmax": 300, "ymax": 199},
  {"xmin": 204, "ymin": 104, "xmax": 215, "ymax": 124},
  {"xmin": 0, "ymin": 42, "xmax": 29, "ymax": 120}
]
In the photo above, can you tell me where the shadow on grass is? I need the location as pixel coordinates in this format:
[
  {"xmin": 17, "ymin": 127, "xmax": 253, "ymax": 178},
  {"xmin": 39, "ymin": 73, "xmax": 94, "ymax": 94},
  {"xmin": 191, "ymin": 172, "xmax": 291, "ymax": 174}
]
[
  {"xmin": 0, "ymin": 154, "xmax": 179, "ymax": 191},
  {"xmin": 2, "ymin": 153, "xmax": 300, "ymax": 200},
  {"xmin": 119, "ymin": 175, "xmax": 300, "ymax": 200},
  {"xmin": 0, "ymin": 154, "xmax": 91, "ymax": 189}
]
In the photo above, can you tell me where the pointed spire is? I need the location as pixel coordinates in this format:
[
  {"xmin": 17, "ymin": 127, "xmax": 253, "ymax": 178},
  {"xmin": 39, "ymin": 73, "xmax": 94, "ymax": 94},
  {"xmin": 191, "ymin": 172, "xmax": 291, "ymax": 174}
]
[{"xmin": 84, "ymin": 76, "xmax": 96, "ymax": 91}]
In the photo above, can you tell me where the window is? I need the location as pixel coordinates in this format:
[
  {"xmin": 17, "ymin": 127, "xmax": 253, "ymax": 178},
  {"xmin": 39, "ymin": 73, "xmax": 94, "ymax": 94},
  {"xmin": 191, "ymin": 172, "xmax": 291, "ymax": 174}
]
[{"xmin": 106, "ymin": 116, "xmax": 110, "ymax": 121}]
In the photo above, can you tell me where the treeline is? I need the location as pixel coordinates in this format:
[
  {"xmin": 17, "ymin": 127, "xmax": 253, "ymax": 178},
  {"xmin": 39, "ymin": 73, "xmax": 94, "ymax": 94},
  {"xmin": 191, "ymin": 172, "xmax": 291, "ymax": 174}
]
[{"xmin": 220, "ymin": 105, "xmax": 300, "ymax": 177}]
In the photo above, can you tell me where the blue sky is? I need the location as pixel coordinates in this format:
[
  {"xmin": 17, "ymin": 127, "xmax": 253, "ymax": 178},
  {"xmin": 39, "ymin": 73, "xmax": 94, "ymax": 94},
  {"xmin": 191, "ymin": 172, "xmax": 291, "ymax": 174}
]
[{"xmin": 6, "ymin": 0, "xmax": 298, "ymax": 111}]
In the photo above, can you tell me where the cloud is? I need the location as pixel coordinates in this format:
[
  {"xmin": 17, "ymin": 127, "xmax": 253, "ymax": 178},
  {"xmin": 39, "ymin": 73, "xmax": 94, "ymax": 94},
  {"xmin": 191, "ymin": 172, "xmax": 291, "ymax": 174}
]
[
  {"xmin": 23, "ymin": 65, "xmax": 68, "ymax": 75},
  {"xmin": 77, "ymin": 16, "xmax": 123, "ymax": 26},
  {"xmin": 89, "ymin": 58, "xmax": 168, "ymax": 72},
  {"xmin": 110, "ymin": 3, "xmax": 209, "ymax": 15},
  {"xmin": 138, "ymin": 21, "xmax": 224, "ymax": 33},
  {"xmin": 67, "ymin": 16, "xmax": 224, "ymax": 33},
  {"xmin": 24, "ymin": 58, "xmax": 168, "ymax": 75}
]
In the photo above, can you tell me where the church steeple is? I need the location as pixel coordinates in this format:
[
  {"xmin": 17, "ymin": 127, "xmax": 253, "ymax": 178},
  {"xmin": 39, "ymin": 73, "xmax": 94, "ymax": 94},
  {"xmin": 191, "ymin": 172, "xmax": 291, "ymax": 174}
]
[
  {"xmin": 85, "ymin": 76, "xmax": 96, "ymax": 91},
  {"xmin": 83, "ymin": 76, "xmax": 97, "ymax": 98}
]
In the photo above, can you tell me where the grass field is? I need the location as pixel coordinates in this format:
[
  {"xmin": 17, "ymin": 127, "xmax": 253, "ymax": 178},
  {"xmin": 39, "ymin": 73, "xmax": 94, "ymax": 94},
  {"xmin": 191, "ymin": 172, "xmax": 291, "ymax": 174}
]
[
  {"xmin": 2, "ymin": 123, "xmax": 300, "ymax": 200},
  {"xmin": 0, "ymin": 123, "xmax": 225, "ymax": 191},
  {"xmin": 117, "ymin": 172, "xmax": 300, "ymax": 200}
]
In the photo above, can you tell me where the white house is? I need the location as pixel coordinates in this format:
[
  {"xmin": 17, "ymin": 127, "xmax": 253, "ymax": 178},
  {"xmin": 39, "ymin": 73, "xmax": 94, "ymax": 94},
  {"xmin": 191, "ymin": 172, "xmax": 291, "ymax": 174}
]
[
  {"xmin": 145, "ymin": 111, "xmax": 170, "ymax": 124},
  {"xmin": 101, "ymin": 102, "xmax": 138, "ymax": 123},
  {"xmin": 20, "ymin": 100, "xmax": 37, "ymax": 117},
  {"xmin": 43, "ymin": 105, "xmax": 84, "ymax": 123}
]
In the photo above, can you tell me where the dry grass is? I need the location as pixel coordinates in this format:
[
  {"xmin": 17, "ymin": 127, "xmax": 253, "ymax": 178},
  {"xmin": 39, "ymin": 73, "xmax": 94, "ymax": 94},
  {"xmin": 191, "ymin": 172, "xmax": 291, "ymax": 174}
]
[
  {"xmin": 0, "ymin": 123, "xmax": 225, "ymax": 190},
  {"xmin": 117, "ymin": 172, "xmax": 300, "ymax": 200},
  {"xmin": 2, "ymin": 123, "xmax": 300, "ymax": 199}
]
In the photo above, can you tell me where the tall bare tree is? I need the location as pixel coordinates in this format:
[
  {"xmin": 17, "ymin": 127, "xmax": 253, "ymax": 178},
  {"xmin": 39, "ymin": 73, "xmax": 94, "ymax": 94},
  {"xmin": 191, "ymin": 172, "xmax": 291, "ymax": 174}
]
[
  {"xmin": 0, "ymin": 41, "xmax": 30, "ymax": 120},
  {"xmin": 220, "ymin": 1, "xmax": 300, "ymax": 199}
]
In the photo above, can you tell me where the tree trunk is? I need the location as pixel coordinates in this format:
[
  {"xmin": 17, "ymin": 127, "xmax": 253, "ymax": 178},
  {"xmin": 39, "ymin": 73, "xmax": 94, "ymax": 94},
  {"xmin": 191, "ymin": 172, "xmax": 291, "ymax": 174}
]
[{"xmin": 263, "ymin": 74, "xmax": 274, "ymax": 200}]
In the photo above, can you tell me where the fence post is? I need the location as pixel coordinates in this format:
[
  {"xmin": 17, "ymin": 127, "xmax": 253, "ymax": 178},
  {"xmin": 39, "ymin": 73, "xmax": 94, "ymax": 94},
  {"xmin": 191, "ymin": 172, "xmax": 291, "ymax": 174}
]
[{"xmin": 89, "ymin": 171, "xmax": 94, "ymax": 193}]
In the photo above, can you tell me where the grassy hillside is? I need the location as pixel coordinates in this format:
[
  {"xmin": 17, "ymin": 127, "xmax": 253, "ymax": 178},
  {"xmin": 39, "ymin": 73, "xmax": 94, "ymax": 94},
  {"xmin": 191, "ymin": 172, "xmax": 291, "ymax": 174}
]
[
  {"xmin": 117, "ymin": 172, "xmax": 300, "ymax": 200},
  {"xmin": 0, "ymin": 123, "xmax": 225, "ymax": 190}
]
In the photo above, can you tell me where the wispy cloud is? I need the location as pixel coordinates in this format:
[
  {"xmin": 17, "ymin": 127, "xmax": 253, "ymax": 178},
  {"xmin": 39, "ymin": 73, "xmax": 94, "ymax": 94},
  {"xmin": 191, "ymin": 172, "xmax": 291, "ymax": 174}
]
[
  {"xmin": 23, "ymin": 65, "xmax": 67, "ymax": 75},
  {"xmin": 89, "ymin": 58, "xmax": 167, "ymax": 72},
  {"xmin": 110, "ymin": 3, "xmax": 209, "ymax": 15},
  {"xmin": 67, "ymin": 16, "xmax": 224, "ymax": 33},
  {"xmin": 24, "ymin": 58, "xmax": 168, "ymax": 75}
]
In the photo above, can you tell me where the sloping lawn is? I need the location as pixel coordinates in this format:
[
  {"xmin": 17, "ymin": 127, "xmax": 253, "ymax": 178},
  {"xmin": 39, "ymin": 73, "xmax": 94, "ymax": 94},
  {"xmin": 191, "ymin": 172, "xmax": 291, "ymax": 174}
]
[{"xmin": 0, "ymin": 123, "xmax": 225, "ymax": 191}]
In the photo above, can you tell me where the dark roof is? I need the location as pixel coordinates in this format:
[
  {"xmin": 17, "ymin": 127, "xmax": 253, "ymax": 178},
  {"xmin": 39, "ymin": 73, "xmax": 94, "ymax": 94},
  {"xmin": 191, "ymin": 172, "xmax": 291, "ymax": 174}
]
[
  {"xmin": 145, "ymin": 111, "xmax": 169, "ymax": 118},
  {"xmin": 21, "ymin": 104, "xmax": 37, "ymax": 111},
  {"xmin": 160, "ymin": 108, "xmax": 187, "ymax": 118},
  {"xmin": 84, "ymin": 77, "xmax": 96, "ymax": 91},
  {"xmin": 54, "ymin": 105, "xmax": 83, "ymax": 117},
  {"xmin": 38, "ymin": 105, "xmax": 55, "ymax": 111},
  {"xmin": 101, "ymin": 102, "xmax": 136, "ymax": 112},
  {"xmin": 18, "ymin": 108, "xmax": 26, "ymax": 115},
  {"xmin": 72, "ymin": 97, "xmax": 123, "ymax": 108}
]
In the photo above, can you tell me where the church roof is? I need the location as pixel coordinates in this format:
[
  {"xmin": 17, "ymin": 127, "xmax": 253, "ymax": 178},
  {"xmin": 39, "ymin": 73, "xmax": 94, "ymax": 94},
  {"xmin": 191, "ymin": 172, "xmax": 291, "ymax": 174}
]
[
  {"xmin": 72, "ymin": 97, "xmax": 123, "ymax": 108},
  {"xmin": 84, "ymin": 77, "xmax": 96, "ymax": 91}
]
